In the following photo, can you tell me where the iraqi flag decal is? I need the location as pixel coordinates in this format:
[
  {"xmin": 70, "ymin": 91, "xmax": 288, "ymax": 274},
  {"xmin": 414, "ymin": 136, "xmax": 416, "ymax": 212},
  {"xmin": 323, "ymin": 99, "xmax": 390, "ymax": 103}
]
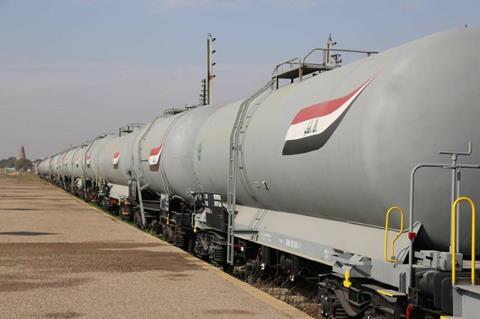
[
  {"xmin": 282, "ymin": 77, "xmax": 375, "ymax": 155},
  {"xmin": 112, "ymin": 151, "xmax": 121, "ymax": 166},
  {"xmin": 86, "ymin": 155, "xmax": 91, "ymax": 167},
  {"xmin": 148, "ymin": 144, "xmax": 163, "ymax": 166}
]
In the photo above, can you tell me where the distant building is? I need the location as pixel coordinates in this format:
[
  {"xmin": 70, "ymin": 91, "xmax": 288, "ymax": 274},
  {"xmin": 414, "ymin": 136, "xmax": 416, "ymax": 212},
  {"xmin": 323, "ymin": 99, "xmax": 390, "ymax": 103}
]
[{"xmin": 17, "ymin": 145, "xmax": 26, "ymax": 161}]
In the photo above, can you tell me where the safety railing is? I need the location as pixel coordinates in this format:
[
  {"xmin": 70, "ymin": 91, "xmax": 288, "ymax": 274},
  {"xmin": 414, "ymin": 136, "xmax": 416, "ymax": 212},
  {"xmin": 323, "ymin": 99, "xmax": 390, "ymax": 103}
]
[
  {"xmin": 271, "ymin": 58, "xmax": 302, "ymax": 77},
  {"xmin": 451, "ymin": 196, "xmax": 476, "ymax": 285},
  {"xmin": 302, "ymin": 47, "xmax": 378, "ymax": 65},
  {"xmin": 384, "ymin": 206, "xmax": 405, "ymax": 263}
]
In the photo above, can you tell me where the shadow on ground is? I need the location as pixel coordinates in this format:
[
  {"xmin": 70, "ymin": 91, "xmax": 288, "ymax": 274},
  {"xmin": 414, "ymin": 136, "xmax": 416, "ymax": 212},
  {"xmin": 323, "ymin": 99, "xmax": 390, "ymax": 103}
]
[{"xmin": 0, "ymin": 241, "xmax": 200, "ymax": 292}]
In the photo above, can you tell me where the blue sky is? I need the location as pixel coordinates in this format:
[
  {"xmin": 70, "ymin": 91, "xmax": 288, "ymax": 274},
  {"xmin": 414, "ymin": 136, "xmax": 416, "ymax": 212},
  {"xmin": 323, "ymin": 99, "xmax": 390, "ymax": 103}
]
[{"xmin": 0, "ymin": 0, "xmax": 478, "ymax": 158}]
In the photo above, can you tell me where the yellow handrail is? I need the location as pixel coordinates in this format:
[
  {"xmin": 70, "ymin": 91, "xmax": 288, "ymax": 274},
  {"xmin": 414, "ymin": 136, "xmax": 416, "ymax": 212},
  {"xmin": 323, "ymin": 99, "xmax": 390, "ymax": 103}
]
[
  {"xmin": 451, "ymin": 196, "xmax": 476, "ymax": 285},
  {"xmin": 384, "ymin": 206, "xmax": 405, "ymax": 263}
]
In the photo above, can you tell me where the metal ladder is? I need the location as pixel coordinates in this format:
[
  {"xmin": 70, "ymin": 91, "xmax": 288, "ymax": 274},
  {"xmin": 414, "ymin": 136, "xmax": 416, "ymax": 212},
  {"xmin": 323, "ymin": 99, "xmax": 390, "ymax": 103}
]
[
  {"xmin": 407, "ymin": 143, "xmax": 480, "ymax": 288},
  {"xmin": 226, "ymin": 78, "xmax": 275, "ymax": 265},
  {"xmin": 133, "ymin": 110, "xmax": 187, "ymax": 227},
  {"xmin": 134, "ymin": 117, "xmax": 160, "ymax": 227}
]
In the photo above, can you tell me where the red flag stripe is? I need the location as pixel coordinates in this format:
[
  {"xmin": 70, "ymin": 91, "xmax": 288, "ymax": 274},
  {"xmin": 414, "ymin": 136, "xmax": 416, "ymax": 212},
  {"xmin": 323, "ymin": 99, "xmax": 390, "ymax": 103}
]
[
  {"xmin": 290, "ymin": 80, "xmax": 370, "ymax": 125},
  {"xmin": 149, "ymin": 144, "xmax": 163, "ymax": 156}
]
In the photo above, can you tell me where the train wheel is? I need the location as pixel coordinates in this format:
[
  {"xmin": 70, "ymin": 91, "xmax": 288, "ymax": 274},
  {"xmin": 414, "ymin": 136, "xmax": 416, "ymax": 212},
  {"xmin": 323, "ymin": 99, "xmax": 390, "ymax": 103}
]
[
  {"xmin": 319, "ymin": 291, "xmax": 348, "ymax": 319},
  {"xmin": 150, "ymin": 220, "xmax": 161, "ymax": 234},
  {"xmin": 133, "ymin": 210, "xmax": 143, "ymax": 229}
]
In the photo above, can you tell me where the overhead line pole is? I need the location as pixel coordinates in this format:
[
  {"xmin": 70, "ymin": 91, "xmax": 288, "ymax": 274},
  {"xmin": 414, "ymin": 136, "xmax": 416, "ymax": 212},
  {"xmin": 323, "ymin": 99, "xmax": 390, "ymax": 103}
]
[{"xmin": 207, "ymin": 33, "xmax": 216, "ymax": 105}]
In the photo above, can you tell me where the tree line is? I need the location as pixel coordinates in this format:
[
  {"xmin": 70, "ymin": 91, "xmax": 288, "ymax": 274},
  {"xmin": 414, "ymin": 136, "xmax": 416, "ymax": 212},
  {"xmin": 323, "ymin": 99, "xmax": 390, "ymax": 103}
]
[{"xmin": 0, "ymin": 157, "xmax": 33, "ymax": 171}]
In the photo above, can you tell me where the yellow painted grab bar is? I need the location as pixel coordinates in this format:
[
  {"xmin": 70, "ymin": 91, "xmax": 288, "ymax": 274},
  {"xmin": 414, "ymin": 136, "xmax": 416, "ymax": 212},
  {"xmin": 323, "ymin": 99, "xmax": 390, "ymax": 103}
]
[
  {"xmin": 384, "ymin": 206, "xmax": 405, "ymax": 263},
  {"xmin": 451, "ymin": 196, "xmax": 476, "ymax": 285}
]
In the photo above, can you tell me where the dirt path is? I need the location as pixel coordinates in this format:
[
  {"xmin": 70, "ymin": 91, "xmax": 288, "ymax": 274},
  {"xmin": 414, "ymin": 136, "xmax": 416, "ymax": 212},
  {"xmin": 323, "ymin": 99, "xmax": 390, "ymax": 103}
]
[{"xmin": 0, "ymin": 175, "xmax": 310, "ymax": 319}]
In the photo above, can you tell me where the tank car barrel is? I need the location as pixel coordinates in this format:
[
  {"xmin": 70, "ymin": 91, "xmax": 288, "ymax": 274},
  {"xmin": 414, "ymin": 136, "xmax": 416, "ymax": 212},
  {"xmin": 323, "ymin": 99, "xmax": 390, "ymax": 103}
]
[{"xmin": 37, "ymin": 28, "xmax": 480, "ymax": 318}]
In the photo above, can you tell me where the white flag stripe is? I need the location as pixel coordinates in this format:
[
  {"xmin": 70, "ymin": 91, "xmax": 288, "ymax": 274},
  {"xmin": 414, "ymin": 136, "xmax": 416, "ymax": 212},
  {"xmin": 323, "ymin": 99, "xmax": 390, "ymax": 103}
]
[
  {"xmin": 148, "ymin": 153, "xmax": 161, "ymax": 166},
  {"xmin": 285, "ymin": 102, "xmax": 350, "ymax": 141}
]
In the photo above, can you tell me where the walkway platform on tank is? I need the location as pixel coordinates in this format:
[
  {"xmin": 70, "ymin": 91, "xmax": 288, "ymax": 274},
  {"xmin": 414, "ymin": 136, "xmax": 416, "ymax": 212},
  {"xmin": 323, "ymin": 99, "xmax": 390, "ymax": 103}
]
[{"xmin": 0, "ymin": 175, "xmax": 310, "ymax": 319}]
